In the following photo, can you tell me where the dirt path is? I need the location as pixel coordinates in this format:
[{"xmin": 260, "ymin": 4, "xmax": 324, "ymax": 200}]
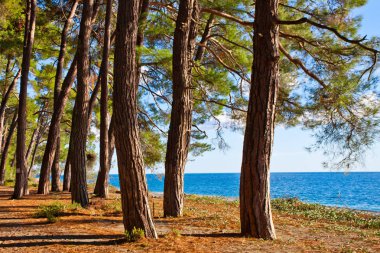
[{"xmin": 0, "ymin": 186, "xmax": 379, "ymax": 252}]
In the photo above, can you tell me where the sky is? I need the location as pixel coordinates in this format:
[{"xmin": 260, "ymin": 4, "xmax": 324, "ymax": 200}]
[{"xmin": 110, "ymin": 0, "xmax": 380, "ymax": 174}]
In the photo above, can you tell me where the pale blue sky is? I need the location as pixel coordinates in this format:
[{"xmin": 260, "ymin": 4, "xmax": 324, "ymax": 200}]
[
  {"xmin": 110, "ymin": 1, "xmax": 380, "ymax": 174},
  {"xmin": 185, "ymin": 0, "xmax": 380, "ymax": 174}
]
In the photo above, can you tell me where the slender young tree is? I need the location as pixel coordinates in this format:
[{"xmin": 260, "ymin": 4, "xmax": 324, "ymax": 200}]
[
  {"xmin": 239, "ymin": 0, "xmax": 278, "ymax": 239},
  {"xmin": 70, "ymin": 0, "xmax": 93, "ymax": 207},
  {"xmin": 0, "ymin": 70, "xmax": 21, "ymax": 154},
  {"xmin": 0, "ymin": 110, "xmax": 17, "ymax": 185},
  {"xmin": 93, "ymin": 0, "xmax": 112, "ymax": 198},
  {"xmin": 113, "ymin": 0, "xmax": 157, "ymax": 238},
  {"xmin": 0, "ymin": 57, "xmax": 12, "ymax": 153},
  {"xmin": 13, "ymin": 0, "xmax": 36, "ymax": 199},
  {"xmin": 163, "ymin": 0, "xmax": 198, "ymax": 217}
]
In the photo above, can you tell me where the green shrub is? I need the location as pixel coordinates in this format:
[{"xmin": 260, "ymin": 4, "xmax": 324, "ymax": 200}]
[
  {"xmin": 125, "ymin": 227, "xmax": 145, "ymax": 242},
  {"xmin": 65, "ymin": 202, "xmax": 83, "ymax": 212},
  {"xmin": 34, "ymin": 202, "xmax": 65, "ymax": 223},
  {"xmin": 4, "ymin": 179, "xmax": 14, "ymax": 187}
]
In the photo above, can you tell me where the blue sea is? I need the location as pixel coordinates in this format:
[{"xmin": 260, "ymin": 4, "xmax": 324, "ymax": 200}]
[{"xmin": 108, "ymin": 172, "xmax": 380, "ymax": 212}]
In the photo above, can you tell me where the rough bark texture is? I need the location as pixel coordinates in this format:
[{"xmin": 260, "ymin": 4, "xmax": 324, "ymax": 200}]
[
  {"xmin": 13, "ymin": 0, "xmax": 36, "ymax": 199},
  {"xmin": 113, "ymin": 0, "xmax": 157, "ymax": 238},
  {"xmin": 239, "ymin": 0, "xmax": 279, "ymax": 240},
  {"xmin": 37, "ymin": 54, "xmax": 77, "ymax": 194},
  {"xmin": 163, "ymin": 0, "xmax": 198, "ymax": 217},
  {"xmin": 93, "ymin": 0, "xmax": 112, "ymax": 198},
  {"xmin": 70, "ymin": 0, "xmax": 93, "ymax": 207},
  {"xmin": 61, "ymin": 1, "xmax": 101, "ymax": 194},
  {"xmin": 0, "ymin": 111, "xmax": 17, "ymax": 185}
]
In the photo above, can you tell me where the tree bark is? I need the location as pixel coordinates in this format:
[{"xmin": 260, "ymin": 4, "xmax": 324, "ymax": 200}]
[
  {"xmin": 70, "ymin": 0, "xmax": 93, "ymax": 207},
  {"xmin": 0, "ymin": 57, "xmax": 11, "ymax": 154},
  {"xmin": 51, "ymin": 1, "xmax": 79, "ymax": 193},
  {"xmin": 0, "ymin": 70, "xmax": 21, "ymax": 154},
  {"xmin": 61, "ymin": 0, "xmax": 101, "ymax": 194},
  {"xmin": 62, "ymin": 145, "xmax": 71, "ymax": 192},
  {"xmin": 163, "ymin": 0, "xmax": 198, "ymax": 217},
  {"xmin": 194, "ymin": 14, "xmax": 214, "ymax": 62},
  {"xmin": 13, "ymin": 0, "xmax": 36, "ymax": 199},
  {"xmin": 37, "ymin": 53, "xmax": 77, "ymax": 194},
  {"xmin": 0, "ymin": 110, "xmax": 17, "ymax": 185},
  {"xmin": 28, "ymin": 117, "xmax": 45, "ymax": 177},
  {"xmin": 113, "ymin": 0, "xmax": 157, "ymax": 238},
  {"xmin": 51, "ymin": 137, "xmax": 61, "ymax": 192},
  {"xmin": 239, "ymin": 0, "xmax": 278, "ymax": 240},
  {"xmin": 93, "ymin": 0, "xmax": 112, "ymax": 198}
]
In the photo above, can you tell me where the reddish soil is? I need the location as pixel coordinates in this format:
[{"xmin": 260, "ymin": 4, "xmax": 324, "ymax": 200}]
[{"xmin": 0, "ymin": 186, "xmax": 379, "ymax": 252}]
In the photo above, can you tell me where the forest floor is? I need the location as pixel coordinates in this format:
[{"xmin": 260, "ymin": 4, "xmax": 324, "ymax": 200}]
[{"xmin": 0, "ymin": 185, "xmax": 379, "ymax": 253}]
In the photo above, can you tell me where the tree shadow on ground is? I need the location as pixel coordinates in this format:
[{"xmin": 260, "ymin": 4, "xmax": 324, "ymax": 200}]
[
  {"xmin": 0, "ymin": 234, "xmax": 126, "ymax": 247},
  {"xmin": 181, "ymin": 232, "xmax": 241, "ymax": 238}
]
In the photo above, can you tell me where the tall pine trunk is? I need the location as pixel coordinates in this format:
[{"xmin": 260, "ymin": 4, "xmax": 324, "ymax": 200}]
[
  {"xmin": 0, "ymin": 110, "xmax": 18, "ymax": 185},
  {"xmin": 13, "ymin": 0, "xmax": 36, "ymax": 199},
  {"xmin": 113, "ymin": 0, "xmax": 157, "ymax": 238},
  {"xmin": 239, "ymin": 0, "xmax": 278, "ymax": 240},
  {"xmin": 163, "ymin": 0, "xmax": 198, "ymax": 217},
  {"xmin": 70, "ymin": 0, "xmax": 93, "ymax": 207},
  {"xmin": 38, "ymin": 54, "xmax": 77, "ymax": 194},
  {"xmin": 93, "ymin": 0, "xmax": 112, "ymax": 198}
]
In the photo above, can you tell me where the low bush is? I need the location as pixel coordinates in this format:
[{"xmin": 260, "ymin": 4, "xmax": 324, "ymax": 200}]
[
  {"xmin": 125, "ymin": 227, "xmax": 145, "ymax": 242},
  {"xmin": 34, "ymin": 202, "xmax": 65, "ymax": 223}
]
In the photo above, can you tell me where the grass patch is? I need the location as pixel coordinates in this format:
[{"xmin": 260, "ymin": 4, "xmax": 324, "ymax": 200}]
[
  {"xmin": 3, "ymin": 179, "xmax": 15, "ymax": 187},
  {"xmin": 34, "ymin": 202, "xmax": 65, "ymax": 223},
  {"xmin": 272, "ymin": 198, "xmax": 380, "ymax": 229},
  {"xmin": 34, "ymin": 202, "xmax": 84, "ymax": 223},
  {"xmin": 186, "ymin": 194, "xmax": 238, "ymax": 207},
  {"xmin": 125, "ymin": 227, "xmax": 145, "ymax": 242},
  {"xmin": 100, "ymin": 200, "xmax": 122, "ymax": 214}
]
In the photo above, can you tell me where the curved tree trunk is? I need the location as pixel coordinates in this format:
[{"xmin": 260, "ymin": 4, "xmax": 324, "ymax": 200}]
[
  {"xmin": 38, "ymin": 1, "xmax": 79, "ymax": 195},
  {"xmin": 70, "ymin": 0, "xmax": 93, "ymax": 207},
  {"xmin": 37, "ymin": 54, "xmax": 77, "ymax": 194},
  {"xmin": 113, "ymin": 0, "xmax": 157, "ymax": 238},
  {"xmin": 0, "ymin": 70, "xmax": 21, "ymax": 155},
  {"xmin": 239, "ymin": 0, "xmax": 278, "ymax": 240},
  {"xmin": 0, "ymin": 110, "xmax": 18, "ymax": 185},
  {"xmin": 163, "ymin": 0, "xmax": 198, "ymax": 217},
  {"xmin": 13, "ymin": 0, "xmax": 36, "ymax": 199}
]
